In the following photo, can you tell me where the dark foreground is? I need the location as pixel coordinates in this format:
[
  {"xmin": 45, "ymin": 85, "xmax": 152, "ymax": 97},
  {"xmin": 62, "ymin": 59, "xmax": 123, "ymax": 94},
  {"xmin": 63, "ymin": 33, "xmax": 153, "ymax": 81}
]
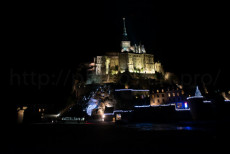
[{"xmin": 4, "ymin": 122, "xmax": 217, "ymax": 154}]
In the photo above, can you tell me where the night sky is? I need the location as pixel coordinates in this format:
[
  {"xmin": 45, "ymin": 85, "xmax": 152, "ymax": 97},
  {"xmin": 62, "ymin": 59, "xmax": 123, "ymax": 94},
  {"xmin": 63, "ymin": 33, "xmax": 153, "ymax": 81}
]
[{"xmin": 6, "ymin": 1, "xmax": 229, "ymax": 106}]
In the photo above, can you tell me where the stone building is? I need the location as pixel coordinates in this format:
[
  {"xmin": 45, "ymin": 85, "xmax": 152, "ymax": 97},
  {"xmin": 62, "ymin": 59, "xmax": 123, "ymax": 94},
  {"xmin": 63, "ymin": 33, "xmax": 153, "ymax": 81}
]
[
  {"xmin": 150, "ymin": 88, "xmax": 186, "ymax": 106},
  {"xmin": 86, "ymin": 18, "xmax": 164, "ymax": 84}
]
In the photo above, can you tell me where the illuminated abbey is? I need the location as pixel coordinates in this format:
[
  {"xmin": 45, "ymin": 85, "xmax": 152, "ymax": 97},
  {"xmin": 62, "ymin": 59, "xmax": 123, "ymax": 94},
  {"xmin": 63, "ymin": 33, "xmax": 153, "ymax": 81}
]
[{"xmin": 86, "ymin": 18, "xmax": 164, "ymax": 84}]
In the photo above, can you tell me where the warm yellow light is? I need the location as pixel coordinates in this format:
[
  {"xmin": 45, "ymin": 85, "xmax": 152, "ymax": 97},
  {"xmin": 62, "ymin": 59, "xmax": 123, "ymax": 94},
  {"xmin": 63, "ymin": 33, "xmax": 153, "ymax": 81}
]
[
  {"xmin": 182, "ymin": 90, "xmax": 185, "ymax": 95},
  {"xmin": 17, "ymin": 110, "xmax": 25, "ymax": 124},
  {"xmin": 164, "ymin": 73, "xmax": 169, "ymax": 80}
]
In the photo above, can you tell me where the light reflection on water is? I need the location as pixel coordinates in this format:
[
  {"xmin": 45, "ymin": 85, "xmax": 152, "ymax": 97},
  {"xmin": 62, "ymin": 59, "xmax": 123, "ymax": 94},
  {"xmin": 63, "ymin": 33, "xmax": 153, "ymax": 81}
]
[
  {"xmin": 176, "ymin": 126, "xmax": 193, "ymax": 131},
  {"xmin": 124, "ymin": 123, "xmax": 197, "ymax": 131}
]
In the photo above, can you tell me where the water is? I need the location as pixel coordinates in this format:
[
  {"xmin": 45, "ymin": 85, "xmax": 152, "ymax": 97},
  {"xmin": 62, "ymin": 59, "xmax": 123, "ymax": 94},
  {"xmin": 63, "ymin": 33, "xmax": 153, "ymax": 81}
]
[{"xmin": 122, "ymin": 122, "xmax": 215, "ymax": 131}]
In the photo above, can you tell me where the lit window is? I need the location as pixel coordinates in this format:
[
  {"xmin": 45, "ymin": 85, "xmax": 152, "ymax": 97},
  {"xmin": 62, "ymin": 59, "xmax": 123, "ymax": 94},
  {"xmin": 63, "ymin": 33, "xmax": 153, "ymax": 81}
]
[
  {"xmin": 168, "ymin": 93, "xmax": 171, "ymax": 97},
  {"xmin": 177, "ymin": 93, "xmax": 180, "ymax": 96},
  {"xmin": 162, "ymin": 89, "xmax": 164, "ymax": 93},
  {"xmin": 39, "ymin": 109, "xmax": 41, "ymax": 112},
  {"xmin": 177, "ymin": 103, "xmax": 182, "ymax": 108},
  {"xmin": 173, "ymin": 93, "xmax": 175, "ymax": 97},
  {"xmin": 116, "ymin": 114, "xmax": 122, "ymax": 121},
  {"xmin": 184, "ymin": 102, "xmax": 188, "ymax": 108},
  {"xmin": 182, "ymin": 90, "xmax": 185, "ymax": 95},
  {"xmin": 157, "ymin": 90, "xmax": 159, "ymax": 93}
]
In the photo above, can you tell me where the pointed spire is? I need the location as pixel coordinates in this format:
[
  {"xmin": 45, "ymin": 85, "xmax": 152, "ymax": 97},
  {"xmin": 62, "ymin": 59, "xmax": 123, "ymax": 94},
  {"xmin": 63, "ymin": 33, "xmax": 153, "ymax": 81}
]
[
  {"xmin": 141, "ymin": 45, "xmax": 146, "ymax": 53},
  {"xmin": 122, "ymin": 18, "xmax": 128, "ymax": 40},
  {"xmin": 195, "ymin": 86, "xmax": 202, "ymax": 97},
  {"xmin": 134, "ymin": 44, "xmax": 137, "ymax": 53}
]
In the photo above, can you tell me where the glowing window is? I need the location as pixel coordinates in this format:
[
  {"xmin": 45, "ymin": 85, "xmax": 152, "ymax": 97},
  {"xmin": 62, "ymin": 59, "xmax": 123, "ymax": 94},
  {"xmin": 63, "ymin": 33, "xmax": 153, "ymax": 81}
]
[
  {"xmin": 116, "ymin": 114, "xmax": 122, "ymax": 121},
  {"xmin": 168, "ymin": 93, "xmax": 171, "ymax": 97},
  {"xmin": 184, "ymin": 102, "xmax": 188, "ymax": 108},
  {"xmin": 177, "ymin": 103, "xmax": 182, "ymax": 108},
  {"xmin": 182, "ymin": 90, "xmax": 185, "ymax": 95}
]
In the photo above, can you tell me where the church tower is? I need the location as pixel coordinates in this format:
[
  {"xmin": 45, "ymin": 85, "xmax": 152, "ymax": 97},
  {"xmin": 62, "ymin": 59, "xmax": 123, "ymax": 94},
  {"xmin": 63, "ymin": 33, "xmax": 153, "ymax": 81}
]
[{"xmin": 121, "ymin": 18, "xmax": 131, "ymax": 52}]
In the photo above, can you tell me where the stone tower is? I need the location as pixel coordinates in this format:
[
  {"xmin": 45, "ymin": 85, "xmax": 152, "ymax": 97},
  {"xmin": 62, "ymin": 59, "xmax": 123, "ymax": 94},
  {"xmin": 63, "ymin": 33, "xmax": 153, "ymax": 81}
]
[{"xmin": 121, "ymin": 18, "xmax": 131, "ymax": 52}]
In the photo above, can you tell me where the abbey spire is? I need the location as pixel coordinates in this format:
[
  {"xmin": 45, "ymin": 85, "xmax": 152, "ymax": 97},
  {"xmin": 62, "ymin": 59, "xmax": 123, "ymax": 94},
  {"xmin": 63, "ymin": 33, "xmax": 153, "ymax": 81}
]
[
  {"xmin": 121, "ymin": 18, "xmax": 131, "ymax": 52},
  {"xmin": 121, "ymin": 18, "xmax": 147, "ymax": 53},
  {"xmin": 122, "ymin": 18, "xmax": 128, "ymax": 41}
]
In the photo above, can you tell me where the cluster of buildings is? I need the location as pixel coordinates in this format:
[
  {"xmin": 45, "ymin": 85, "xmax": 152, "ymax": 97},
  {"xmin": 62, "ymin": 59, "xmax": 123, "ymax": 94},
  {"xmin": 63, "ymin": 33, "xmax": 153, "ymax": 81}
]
[
  {"xmin": 72, "ymin": 18, "xmax": 189, "ymax": 120},
  {"xmin": 16, "ymin": 18, "xmax": 226, "ymax": 124}
]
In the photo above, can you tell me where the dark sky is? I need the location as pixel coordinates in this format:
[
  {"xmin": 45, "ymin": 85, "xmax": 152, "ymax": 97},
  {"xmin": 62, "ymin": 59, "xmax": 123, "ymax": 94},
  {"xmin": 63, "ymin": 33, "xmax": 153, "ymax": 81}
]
[{"xmin": 6, "ymin": 1, "xmax": 229, "ymax": 105}]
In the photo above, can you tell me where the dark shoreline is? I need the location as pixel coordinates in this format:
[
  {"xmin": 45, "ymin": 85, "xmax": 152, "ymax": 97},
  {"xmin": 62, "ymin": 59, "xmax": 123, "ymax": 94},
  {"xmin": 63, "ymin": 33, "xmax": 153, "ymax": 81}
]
[{"xmin": 4, "ymin": 121, "xmax": 217, "ymax": 154}]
